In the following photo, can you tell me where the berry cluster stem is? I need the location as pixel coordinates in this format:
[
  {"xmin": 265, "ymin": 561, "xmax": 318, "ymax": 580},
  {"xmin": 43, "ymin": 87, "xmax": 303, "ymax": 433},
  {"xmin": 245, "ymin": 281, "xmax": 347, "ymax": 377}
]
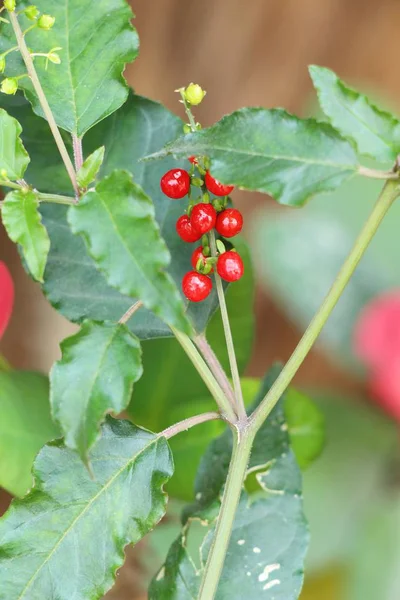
[
  {"xmin": 209, "ymin": 230, "xmax": 246, "ymax": 420},
  {"xmin": 195, "ymin": 333, "xmax": 236, "ymax": 409},
  {"xmin": 8, "ymin": 10, "xmax": 79, "ymax": 198}
]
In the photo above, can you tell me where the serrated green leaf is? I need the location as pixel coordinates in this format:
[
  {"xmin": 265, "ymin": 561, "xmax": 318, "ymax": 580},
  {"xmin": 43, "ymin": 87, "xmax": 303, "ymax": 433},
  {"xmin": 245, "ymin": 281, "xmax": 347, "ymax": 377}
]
[
  {"xmin": 0, "ymin": 108, "xmax": 29, "ymax": 180},
  {"xmin": 76, "ymin": 146, "xmax": 105, "ymax": 188},
  {"xmin": 0, "ymin": 418, "xmax": 173, "ymax": 600},
  {"xmin": 68, "ymin": 170, "xmax": 191, "ymax": 335},
  {"xmin": 0, "ymin": 370, "xmax": 60, "ymax": 497},
  {"xmin": 1, "ymin": 189, "xmax": 50, "ymax": 282},
  {"xmin": 147, "ymin": 108, "xmax": 359, "ymax": 206},
  {"xmin": 285, "ymin": 389, "xmax": 325, "ymax": 470},
  {"xmin": 309, "ymin": 65, "xmax": 400, "ymax": 162},
  {"xmin": 50, "ymin": 320, "xmax": 142, "ymax": 461},
  {"xmin": 151, "ymin": 367, "xmax": 309, "ymax": 599},
  {"xmin": 0, "ymin": 0, "xmax": 139, "ymax": 136}
]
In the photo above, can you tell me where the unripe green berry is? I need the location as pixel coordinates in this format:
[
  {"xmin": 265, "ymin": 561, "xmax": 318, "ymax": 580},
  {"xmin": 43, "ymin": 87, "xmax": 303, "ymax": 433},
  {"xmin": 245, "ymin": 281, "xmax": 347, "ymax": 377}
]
[
  {"xmin": 24, "ymin": 5, "xmax": 40, "ymax": 20},
  {"xmin": 4, "ymin": 0, "xmax": 16, "ymax": 12},
  {"xmin": 1, "ymin": 77, "xmax": 18, "ymax": 95},
  {"xmin": 37, "ymin": 14, "xmax": 55, "ymax": 30},
  {"xmin": 0, "ymin": 56, "xmax": 6, "ymax": 74},
  {"xmin": 183, "ymin": 123, "xmax": 191, "ymax": 134},
  {"xmin": 184, "ymin": 83, "xmax": 206, "ymax": 106}
]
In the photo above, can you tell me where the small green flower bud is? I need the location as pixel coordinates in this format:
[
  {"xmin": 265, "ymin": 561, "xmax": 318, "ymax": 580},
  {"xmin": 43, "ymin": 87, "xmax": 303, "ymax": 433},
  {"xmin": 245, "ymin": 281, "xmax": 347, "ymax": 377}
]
[
  {"xmin": 24, "ymin": 5, "xmax": 40, "ymax": 20},
  {"xmin": 184, "ymin": 83, "xmax": 206, "ymax": 106},
  {"xmin": 47, "ymin": 51, "xmax": 61, "ymax": 64},
  {"xmin": 1, "ymin": 77, "xmax": 18, "ymax": 95},
  {"xmin": 0, "ymin": 169, "xmax": 8, "ymax": 179},
  {"xmin": 0, "ymin": 56, "xmax": 6, "ymax": 74},
  {"xmin": 203, "ymin": 157, "xmax": 211, "ymax": 170},
  {"xmin": 202, "ymin": 191, "xmax": 210, "ymax": 203},
  {"xmin": 183, "ymin": 123, "xmax": 191, "ymax": 134},
  {"xmin": 37, "ymin": 14, "xmax": 55, "ymax": 30},
  {"xmin": 191, "ymin": 176, "xmax": 203, "ymax": 187},
  {"xmin": 4, "ymin": 0, "xmax": 16, "ymax": 12}
]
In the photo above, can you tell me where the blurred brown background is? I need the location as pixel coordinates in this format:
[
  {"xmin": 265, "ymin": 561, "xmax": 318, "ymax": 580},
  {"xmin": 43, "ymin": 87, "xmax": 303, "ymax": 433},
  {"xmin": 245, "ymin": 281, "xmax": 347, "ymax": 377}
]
[{"xmin": 1, "ymin": 0, "xmax": 400, "ymax": 597}]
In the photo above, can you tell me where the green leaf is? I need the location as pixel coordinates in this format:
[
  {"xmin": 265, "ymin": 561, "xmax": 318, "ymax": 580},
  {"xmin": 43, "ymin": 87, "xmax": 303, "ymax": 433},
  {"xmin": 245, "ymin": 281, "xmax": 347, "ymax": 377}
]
[
  {"xmin": 0, "ymin": 370, "xmax": 60, "ymax": 497},
  {"xmin": 151, "ymin": 367, "xmax": 309, "ymax": 599},
  {"xmin": 0, "ymin": 418, "xmax": 173, "ymax": 600},
  {"xmin": 309, "ymin": 65, "xmax": 400, "ymax": 162},
  {"xmin": 148, "ymin": 108, "xmax": 359, "ymax": 206},
  {"xmin": 50, "ymin": 320, "xmax": 142, "ymax": 461},
  {"xmin": 0, "ymin": 108, "xmax": 29, "ymax": 180},
  {"xmin": 284, "ymin": 389, "xmax": 325, "ymax": 470},
  {"xmin": 0, "ymin": 0, "xmax": 139, "ymax": 136},
  {"xmin": 76, "ymin": 146, "xmax": 105, "ymax": 188},
  {"xmin": 68, "ymin": 170, "xmax": 191, "ymax": 335},
  {"xmin": 1, "ymin": 189, "xmax": 50, "ymax": 282}
]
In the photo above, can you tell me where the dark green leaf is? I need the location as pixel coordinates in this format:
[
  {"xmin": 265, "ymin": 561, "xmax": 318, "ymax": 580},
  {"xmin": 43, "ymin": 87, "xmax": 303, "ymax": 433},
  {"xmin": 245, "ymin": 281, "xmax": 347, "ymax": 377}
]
[
  {"xmin": 50, "ymin": 320, "xmax": 142, "ymax": 461},
  {"xmin": 151, "ymin": 367, "xmax": 309, "ymax": 599},
  {"xmin": 284, "ymin": 389, "xmax": 325, "ymax": 470},
  {"xmin": 68, "ymin": 170, "xmax": 191, "ymax": 335},
  {"xmin": 1, "ymin": 0, "xmax": 139, "ymax": 136},
  {"xmin": 0, "ymin": 108, "xmax": 29, "ymax": 180},
  {"xmin": 147, "ymin": 108, "xmax": 359, "ymax": 206},
  {"xmin": 0, "ymin": 418, "xmax": 173, "ymax": 600},
  {"xmin": 76, "ymin": 146, "xmax": 105, "ymax": 188},
  {"xmin": 1, "ymin": 189, "xmax": 50, "ymax": 281},
  {"xmin": 0, "ymin": 370, "xmax": 60, "ymax": 498},
  {"xmin": 310, "ymin": 65, "xmax": 400, "ymax": 162}
]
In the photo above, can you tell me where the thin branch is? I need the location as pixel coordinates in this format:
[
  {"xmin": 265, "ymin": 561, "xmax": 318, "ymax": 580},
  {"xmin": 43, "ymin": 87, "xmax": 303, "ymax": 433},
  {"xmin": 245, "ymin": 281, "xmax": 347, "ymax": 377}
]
[
  {"xmin": 250, "ymin": 178, "xmax": 400, "ymax": 435},
  {"xmin": 171, "ymin": 326, "xmax": 237, "ymax": 422},
  {"xmin": 194, "ymin": 333, "xmax": 236, "ymax": 410},
  {"xmin": 37, "ymin": 192, "xmax": 75, "ymax": 205},
  {"xmin": 72, "ymin": 134, "xmax": 83, "ymax": 172},
  {"xmin": 358, "ymin": 166, "xmax": 399, "ymax": 180},
  {"xmin": 118, "ymin": 301, "xmax": 143, "ymax": 325},
  {"xmin": 161, "ymin": 411, "xmax": 221, "ymax": 440},
  {"xmin": 209, "ymin": 231, "xmax": 246, "ymax": 421},
  {"xmin": 0, "ymin": 179, "xmax": 22, "ymax": 191},
  {"xmin": 8, "ymin": 11, "xmax": 79, "ymax": 197}
]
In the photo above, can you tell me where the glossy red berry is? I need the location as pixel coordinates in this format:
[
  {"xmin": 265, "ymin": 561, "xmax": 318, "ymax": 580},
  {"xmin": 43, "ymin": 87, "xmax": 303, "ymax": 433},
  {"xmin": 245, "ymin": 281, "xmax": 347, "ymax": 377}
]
[
  {"xmin": 176, "ymin": 215, "xmax": 202, "ymax": 243},
  {"xmin": 160, "ymin": 168, "xmax": 191, "ymax": 199},
  {"xmin": 205, "ymin": 171, "xmax": 234, "ymax": 197},
  {"xmin": 217, "ymin": 251, "xmax": 244, "ymax": 282},
  {"xmin": 188, "ymin": 156, "xmax": 198, "ymax": 164},
  {"xmin": 182, "ymin": 271, "xmax": 212, "ymax": 302},
  {"xmin": 215, "ymin": 208, "xmax": 243, "ymax": 238},
  {"xmin": 190, "ymin": 203, "xmax": 217, "ymax": 235},
  {"xmin": 191, "ymin": 246, "xmax": 213, "ymax": 272}
]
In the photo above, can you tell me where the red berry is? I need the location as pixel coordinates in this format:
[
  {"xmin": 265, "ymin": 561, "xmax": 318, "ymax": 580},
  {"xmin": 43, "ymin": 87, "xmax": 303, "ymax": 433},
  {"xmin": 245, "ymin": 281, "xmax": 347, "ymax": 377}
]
[
  {"xmin": 217, "ymin": 251, "xmax": 244, "ymax": 282},
  {"xmin": 188, "ymin": 156, "xmax": 198, "ymax": 164},
  {"xmin": 191, "ymin": 246, "xmax": 213, "ymax": 272},
  {"xmin": 205, "ymin": 171, "xmax": 234, "ymax": 197},
  {"xmin": 176, "ymin": 215, "xmax": 202, "ymax": 243},
  {"xmin": 215, "ymin": 208, "xmax": 243, "ymax": 238},
  {"xmin": 182, "ymin": 271, "xmax": 212, "ymax": 302},
  {"xmin": 190, "ymin": 203, "xmax": 217, "ymax": 235},
  {"xmin": 160, "ymin": 168, "xmax": 191, "ymax": 199},
  {"xmin": 0, "ymin": 261, "xmax": 14, "ymax": 340}
]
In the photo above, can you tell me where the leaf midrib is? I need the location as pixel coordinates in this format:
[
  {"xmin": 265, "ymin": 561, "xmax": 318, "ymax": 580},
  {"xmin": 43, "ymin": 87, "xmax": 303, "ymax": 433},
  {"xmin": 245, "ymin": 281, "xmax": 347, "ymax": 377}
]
[{"xmin": 17, "ymin": 434, "xmax": 161, "ymax": 599}]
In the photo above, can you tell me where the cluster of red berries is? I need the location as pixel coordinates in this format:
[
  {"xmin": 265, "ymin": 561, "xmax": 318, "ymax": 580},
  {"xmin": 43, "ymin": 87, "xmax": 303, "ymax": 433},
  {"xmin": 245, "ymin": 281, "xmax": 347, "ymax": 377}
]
[{"xmin": 160, "ymin": 158, "xmax": 244, "ymax": 302}]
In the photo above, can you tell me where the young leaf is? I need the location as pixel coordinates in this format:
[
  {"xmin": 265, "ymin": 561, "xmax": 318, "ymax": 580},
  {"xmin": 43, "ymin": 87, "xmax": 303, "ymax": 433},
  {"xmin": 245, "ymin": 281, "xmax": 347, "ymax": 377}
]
[
  {"xmin": 284, "ymin": 389, "xmax": 325, "ymax": 470},
  {"xmin": 0, "ymin": 418, "xmax": 173, "ymax": 600},
  {"xmin": 1, "ymin": 189, "xmax": 50, "ymax": 282},
  {"xmin": 147, "ymin": 108, "xmax": 359, "ymax": 206},
  {"xmin": 0, "ymin": 108, "xmax": 29, "ymax": 180},
  {"xmin": 310, "ymin": 65, "xmax": 400, "ymax": 162},
  {"xmin": 0, "ymin": 371, "xmax": 60, "ymax": 497},
  {"xmin": 151, "ymin": 367, "xmax": 309, "ymax": 599},
  {"xmin": 76, "ymin": 146, "xmax": 105, "ymax": 188},
  {"xmin": 68, "ymin": 170, "xmax": 191, "ymax": 334},
  {"xmin": 50, "ymin": 320, "xmax": 142, "ymax": 461},
  {"xmin": 0, "ymin": 0, "xmax": 139, "ymax": 136}
]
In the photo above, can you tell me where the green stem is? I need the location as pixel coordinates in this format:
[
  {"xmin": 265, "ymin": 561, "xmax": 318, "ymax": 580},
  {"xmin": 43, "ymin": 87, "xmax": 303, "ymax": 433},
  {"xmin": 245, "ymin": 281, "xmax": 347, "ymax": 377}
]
[
  {"xmin": 172, "ymin": 327, "xmax": 237, "ymax": 422},
  {"xmin": 179, "ymin": 89, "xmax": 198, "ymax": 131},
  {"xmin": 250, "ymin": 178, "xmax": 400, "ymax": 434},
  {"xmin": 198, "ymin": 425, "xmax": 254, "ymax": 600},
  {"xmin": 8, "ymin": 11, "xmax": 79, "ymax": 198},
  {"xmin": 161, "ymin": 411, "xmax": 221, "ymax": 439},
  {"xmin": 194, "ymin": 333, "xmax": 236, "ymax": 409},
  {"xmin": 209, "ymin": 231, "xmax": 246, "ymax": 420},
  {"xmin": 37, "ymin": 192, "xmax": 75, "ymax": 205},
  {"xmin": 0, "ymin": 179, "xmax": 22, "ymax": 190}
]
